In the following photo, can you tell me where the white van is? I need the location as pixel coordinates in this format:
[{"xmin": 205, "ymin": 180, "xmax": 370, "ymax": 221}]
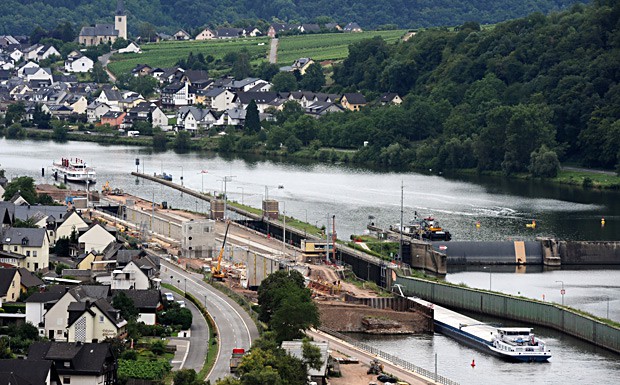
[{"xmin": 127, "ymin": 130, "xmax": 140, "ymax": 137}]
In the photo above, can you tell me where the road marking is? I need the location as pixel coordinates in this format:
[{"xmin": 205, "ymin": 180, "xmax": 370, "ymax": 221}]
[{"xmin": 179, "ymin": 340, "xmax": 190, "ymax": 369}]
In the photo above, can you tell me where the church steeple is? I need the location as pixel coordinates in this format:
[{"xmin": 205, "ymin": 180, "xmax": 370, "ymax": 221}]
[{"xmin": 116, "ymin": 0, "xmax": 125, "ymax": 16}]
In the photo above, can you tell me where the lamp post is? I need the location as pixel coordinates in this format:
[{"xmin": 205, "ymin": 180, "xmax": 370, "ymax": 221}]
[
  {"xmin": 483, "ymin": 266, "xmax": 492, "ymax": 291},
  {"xmin": 282, "ymin": 201, "xmax": 286, "ymax": 256},
  {"xmin": 607, "ymin": 296, "xmax": 610, "ymax": 319},
  {"xmin": 180, "ymin": 166, "xmax": 184, "ymax": 186},
  {"xmin": 556, "ymin": 280, "xmax": 565, "ymax": 306}
]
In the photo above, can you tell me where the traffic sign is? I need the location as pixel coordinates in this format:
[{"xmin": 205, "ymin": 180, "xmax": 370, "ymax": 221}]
[{"xmin": 561, "ymin": 289, "xmax": 565, "ymax": 295}]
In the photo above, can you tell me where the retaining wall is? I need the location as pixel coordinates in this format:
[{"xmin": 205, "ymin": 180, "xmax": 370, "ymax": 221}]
[
  {"xmin": 125, "ymin": 205, "xmax": 182, "ymax": 239},
  {"xmin": 559, "ymin": 241, "xmax": 620, "ymax": 264},
  {"xmin": 394, "ymin": 275, "xmax": 620, "ymax": 354}
]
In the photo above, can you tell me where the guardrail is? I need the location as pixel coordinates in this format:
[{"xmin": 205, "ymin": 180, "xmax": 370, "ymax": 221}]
[{"xmin": 319, "ymin": 327, "xmax": 459, "ymax": 385}]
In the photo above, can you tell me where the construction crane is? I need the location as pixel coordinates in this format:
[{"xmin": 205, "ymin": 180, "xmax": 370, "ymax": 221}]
[{"xmin": 212, "ymin": 221, "xmax": 231, "ymax": 281}]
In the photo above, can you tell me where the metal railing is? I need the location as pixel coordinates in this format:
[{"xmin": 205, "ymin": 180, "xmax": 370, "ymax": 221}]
[{"xmin": 319, "ymin": 327, "xmax": 459, "ymax": 385}]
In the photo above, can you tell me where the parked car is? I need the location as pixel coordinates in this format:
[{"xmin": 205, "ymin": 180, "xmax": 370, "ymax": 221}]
[
  {"xmin": 177, "ymin": 300, "xmax": 186, "ymax": 308},
  {"xmin": 164, "ymin": 293, "xmax": 174, "ymax": 301}
]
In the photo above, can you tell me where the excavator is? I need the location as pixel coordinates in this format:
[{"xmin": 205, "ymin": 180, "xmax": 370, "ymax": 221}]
[{"xmin": 211, "ymin": 221, "xmax": 231, "ymax": 281}]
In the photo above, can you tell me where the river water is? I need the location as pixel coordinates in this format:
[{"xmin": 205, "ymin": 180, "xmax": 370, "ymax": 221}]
[{"xmin": 1, "ymin": 139, "xmax": 619, "ymax": 383}]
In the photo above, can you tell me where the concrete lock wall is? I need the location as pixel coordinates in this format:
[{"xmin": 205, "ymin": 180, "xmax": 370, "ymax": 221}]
[
  {"xmin": 125, "ymin": 206, "xmax": 182, "ymax": 239},
  {"xmin": 394, "ymin": 275, "xmax": 620, "ymax": 354},
  {"xmin": 559, "ymin": 241, "xmax": 620, "ymax": 264}
]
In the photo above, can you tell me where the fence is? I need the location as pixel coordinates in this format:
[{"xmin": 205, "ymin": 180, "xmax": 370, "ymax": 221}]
[{"xmin": 319, "ymin": 327, "xmax": 459, "ymax": 385}]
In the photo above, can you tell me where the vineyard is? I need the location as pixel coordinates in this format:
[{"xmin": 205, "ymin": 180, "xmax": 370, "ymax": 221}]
[
  {"xmin": 118, "ymin": 358, "xmax": 172, "ymax": 380},
  {"xmin": 276, "ymin": 30, "xmax": 407, "ymax": 64},
  {"xmin": 107, "ymin": 30, "xmax": 407, "ymax": 76},
  {"xmin": 107, "ymin": 37, "xmax": 270, "ymax": 75}
]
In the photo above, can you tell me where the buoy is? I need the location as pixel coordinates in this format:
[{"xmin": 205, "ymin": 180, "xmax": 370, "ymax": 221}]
[
  {"xmin": 471, "ymin": 359, "xmax": 476, "ymax": 368},
  {"xmin": 476, "ymin": 221, "xmax": 481, "ymax": 228},
  {"xmin": 526, "ymin": 220, "xmax": 536, "ymax": 228},
  {"xmin": 601, "ymin": 217, "xmax": 605, "ymax": 226}
]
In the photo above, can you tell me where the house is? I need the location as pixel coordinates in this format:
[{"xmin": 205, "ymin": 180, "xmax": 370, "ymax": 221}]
[
  {"xmin": 110, "ymin": 260, "xmax": 151, "ymax": 290},
  {"xmin": 112, "ymin": 289, "xmax": 161, "ymax": 325},
  {"xmin": 243, "ymin": 27, "xmax": 262, "ymax": 37},
  {"xmin": 24, "ymin": 67, "xmax": 54, "ymax": 84},
  {"xmin": 125, "ymin": 102, "xmax": 169, "ymax": 130},
  {"xmin": 267, "ymin": 23, "xmax": 296, "ymax": 38},
  {"xmin": 95, "ymin": 85, "xmax": 123, "ymax": 107},
  {"xmin": 88, "ymin": 102, "xmax": 111, "ymax": 124},
  {"xmin": 100, "ymin": 111, "xmax": 126, "ymax": 128},
  {"xmin": 68, "ymin": 95, "xmax": 89, "ymax": 114},
  {"xmin": 76, "ymin": 251, "xmax": 98, "ymax": 270},
  {"xmin": 66, "ymin": 298, "xmax": 127, "ymax": 342},
  {"xmin": 64, "ymin": 54, "xmax": 94, "ymax": 74},
  {"xmin": 195, "ymin": 28, "xmax": 217, "ymax": 40},
  {"xmin": 0, "ymin": 35, "xmax": 19, "ymax": 47},
  {"xmin": 324, "ymin": 22, "xmax": 342, "ymax": 31},
  {"xmin": 131, "ymin": 63, "xmax": 152, "ymax": 77},
  {"xmin": 217, "ymin": 28, "xmax": 243, "ymax": 39},
  {"xmin": 37, "ymin": 45, "xmax": 61, "ymax": 62},
  {"xmin": 0, "ymin": 226, "xmax": 50, "ymax": 271},
  {"xmin": 17, "ymin": 60, "xmax": 40, "ymax": 77},
  {"xmin": 78, "ymin": 223, "xmax": 116, "ymax": 253},
  {"xmin": 379, "ymin": 92, "xmax": 403, "ymax": 105},
  {"xmin": 0, "ymin": 202, "xmax": 15, "ymax": 226},
  {"xmin": 176, "ymin": 106, "xmax": 218, "ymax": 131},
  {"xmin": 173, "ymin": 29, "xmax": 191, "ymax": 40},
  {"xmin": 28, "ymin": 341, "xmax": 118, "ymax": 385},
  {"xmin": 299, "ymin": 24, "xmax": 321, "ymax": 33},
  {"xmin": 291, "ymin": 57, "xmax": 315, "ymax": 75},
  {"xmin": 118, "ymin": 42, "xmax": 141, "ymax": 54},
  {"xmin": 0, "ymin": 359, "xmax": 61, "ymax": 385},
  {"xmin": 155, "ymin": 32, "xmax": 173, "ymax": 42},
  {"xmin": 180, "ymin": 70, "xmax": 210, "ymax": 87},
  {"xmin": 305, "ymin": 101, "xmax": 344, "ymax": 117},
  {"xmin": 18, "ymin": 267, "xmax": 44, "ymax": 292},
  {"xmin": 343, "ymin": 22, "xmax": 363, "ymax": 32},
  {"xmin": 54, "ymin": 210, "xmax": 88, "ymax": 242},
  {"xmin": 227, "ymin": 77, "xmax": 268, "ymax": 92},
  {"xmin": 215, "ymin": 108, "xmax": 246, "ymax": 127},
  {"xmin": 282, "ymin": 341, "xmax": 330, "ymax": 385},
  {"xmin": 162, "ymin": 82, "xmax": 195, "ymax": 107},
  {"xmin": 25, "ymin": 290, "xmax": 66, "ymax": 333},
  {"xmin": 0, "ymin": 268, "xmax": 20, "ymax": 302},
  {"xmin": 235, "ymin": 92, "xmax": 279, "ymax": 113},
  {"xmin": 43, "ymin": 285, "xmax": 111, "ymax": 341},
  {"xmin": 195, "ymin": 87, "xmax": 234, "ymax": 110},
  {"xmin": 0, "ymin": 249, "xmax": 25, "ymax": 267},
  {"xmin": 341, "ymin": 93, "xmax": 367, "ymax": 111}
]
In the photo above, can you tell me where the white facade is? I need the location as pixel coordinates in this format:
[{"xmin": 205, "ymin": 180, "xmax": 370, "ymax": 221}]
[
  {"xmin": 2, "ymin": 234, "xmax": 50, "ymax": 272},
  {"xmin": 55, "ymin": 211, "xmax": 87, "ymax": 243},
  {"xmin": 195, "ymin": 28, "xmax": 216, "ymax": 40},
  {"xmin": 209, "ymin": 89, "xmax": 236, "ymax": 111},
  {"xmin": 118, "ymin": 42, "xmax": 141, "ymax": 54},
  {"xmin": 138, "ymin": 312, "xmax": 156, "ymax": 325},
  {"xmin": 87, "ymin": 103, "xmax": 112, "ymax": 123},
  {"xmin": 67, "ymin": 304, "xmax": 126, "ymax": 343},
  {"xmin": 110, "ymin": 261, "xmax": 150, "ymax": 290},
  {"xmin": 181, "ymin": 219, "xmax": 215, "ymax": 259},
  {"xmin": 78, "ymin": 224, "xmax": 115, "ymax": 253},
  {"xmin": 64, "ymin": 56, "xmax": 94, "ymax": 73},
  {"xmin": 152, "ymin": 106, "xmax": 169, "ymax": 129},
  {"xmin": 44, "ymin": 292, "xmax": 74, "ymax": 341}
]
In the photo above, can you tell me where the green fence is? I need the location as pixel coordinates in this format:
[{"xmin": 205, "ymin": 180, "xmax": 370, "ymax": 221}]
[{"xmin": 394, "ymin": 275, "xmax": 620, "ymax": 354}]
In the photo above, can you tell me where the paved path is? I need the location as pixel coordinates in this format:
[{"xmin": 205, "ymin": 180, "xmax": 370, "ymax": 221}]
[
  {"xmin": 561, "ymin": 166, "xmax": 616, "ymax": 176},
  {"xmin": 98, "ymin": 50, "xmax": 117, "ymax": 82},
  {"xmin": 269, "ymin": 38, "xmax": 279, "ymax": 63},
  {"xmin": 162, "ymin": 261, "xmax": 259, "ymax": 381}
]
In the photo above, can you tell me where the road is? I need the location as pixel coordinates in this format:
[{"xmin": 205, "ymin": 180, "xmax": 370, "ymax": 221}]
[
  {"xmin": 161, "ymin": 260, "xmax": 259, "ymax": 381},
  {"xmin": 269, "ymin": 38, "xmax": 279, "ymax": 63},
  {"xmin": 98, "ymin": 50, "xmax": 117, "ymax": 82}
]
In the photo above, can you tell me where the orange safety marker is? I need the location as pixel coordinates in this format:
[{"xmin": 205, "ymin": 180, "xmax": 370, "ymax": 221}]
[{"xmin": 471, "ymin": 359, "xmax": 476, "ymax": 368}]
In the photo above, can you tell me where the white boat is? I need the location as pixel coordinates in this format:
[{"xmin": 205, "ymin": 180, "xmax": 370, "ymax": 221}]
[
  {"xmin": 52, "ymin": 157, "xmax": 96, "ymax": 183},
  {"xmin": 489, "ymin": 327, "xmax": 552, "ymax": 362}
]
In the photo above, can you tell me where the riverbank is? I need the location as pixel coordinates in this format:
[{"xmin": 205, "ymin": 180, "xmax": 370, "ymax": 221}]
[{"xmin": 3, "ymin": 130, "xmax": 619, "ymax": 190}]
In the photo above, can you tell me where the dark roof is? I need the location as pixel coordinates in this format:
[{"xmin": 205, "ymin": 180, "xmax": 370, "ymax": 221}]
[
  {"xmin": 25, "ymin": 290, "xmax": 65, "ymax": 303},
  {"xmin": 236, "ymin": 91, "xmax": 278, "ymax": 105},
  {"xmin": 301, "ymin": 24, "xmax": 321, "ymax": 32},
  {"xmin": 100, "ymin": 85, "xmax": 123, "ymax": 101},
  {"xmin": 1, "ymin": 227, "xmax": 47, "ymax": 247},
  {"xmin": 18, "ymin": 267, "xmax": 44, "ymax": 288},
  {"xmin": 344, "ymin": 22, "xmax": 362, "ymax": 31},
  {"xmin": 70, "ymin": 284, "xmax": 110, "ymax": 301},
  {"xmin": 342, "ymin": 92, "xmax": 367, "ymax": 104},
  {"xmin": 131, "ymin": 64, "xmax": 152, "ymax": 73},
  {"xmin": 101, "ymin": 110, "xmax": 124, "ymax": 119},
  {"xmin": 28, "ymin": 341, "xmax": 114, "ymax": 375},
  {"xmin": 116, "ymin": 249, "xmax": 145, "ymax": 264},
  {"xmin": 0, "ymin": 268, "xmax": 18, "ymax": 296},
  {"xmin": 183, "ymin": 70, "xmax": 210, "ymax": 84},
  {"xmin": 217, "ymin": 28, "xmax": 243, "ymax": 38},
  {"xmin": 163, "ymin": 82, "xmax": 184, "ymax": 93},
  {"xmin": 79, "ymin": 24, "xmax": 118, "ymax": 37},
  {"xmin": 112, "ymin": 289, "xmax": 161, "ymax": 309},
  {"xmin": 0, "ymin": 359, "xmax": 56, "ymax": 385},
  {"xmin": 379, "ymin": 92, "xmax": 400, "ymax": 103},
  {"xmin": 0, "ymin": 250, "xmax": 26, "ymax": 260}
]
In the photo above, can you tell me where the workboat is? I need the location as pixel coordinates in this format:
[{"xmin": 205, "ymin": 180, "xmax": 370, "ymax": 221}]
[
  {"xmin": 488, "ymin": 327, "xmax": 552, "ymax": 362},
  {"xmin": 389, "ymin": 216, "xmax": 452, "ymax": 241},
  {"xmin": 52, "ymin": 158, "xmax": 96, "ymax": 183},
  {"xmin": 154, "ymin": 172, "xmax": 173, "ymax": 181}
]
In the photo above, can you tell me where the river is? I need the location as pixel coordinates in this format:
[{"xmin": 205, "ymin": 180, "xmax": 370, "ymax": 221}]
[{"xmin": 1, "ymin": 138, "xmax": 619, "ymax": 383}]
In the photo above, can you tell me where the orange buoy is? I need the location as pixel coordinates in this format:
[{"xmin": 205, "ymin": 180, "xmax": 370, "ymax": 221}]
[
  {"xmin": 475, "ymin": 221, "xmax": 481, "ymax": 228},
  {"xmin": 471, "ymin": 359, "xmax": 476, "ymax": 368},
  {"xmin": 601, "ymin": 217, "xmax": 605, "ymax": 226}
]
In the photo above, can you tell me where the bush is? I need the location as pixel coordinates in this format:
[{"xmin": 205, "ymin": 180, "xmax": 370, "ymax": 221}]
[
  {"xmin": 150, "ymin": 340, "xmax": 166, "ymax": 356},
  {"xmin": 120, "ymin": 349, "xmax": 138, "ymax": 360}
]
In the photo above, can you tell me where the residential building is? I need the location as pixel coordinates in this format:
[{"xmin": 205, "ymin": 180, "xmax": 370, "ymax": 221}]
[
  {"xmin": 110, "ymin": 260, "xmax": 151, "ymax": 290},
  {"xmin": 100, "ymin": 111, "xmax": 126, "ymax": 128},
  {"xmin": 124, "ymin": 102, "xmax": 169, "ymax": 130},
  {"xmin": 112, "ymin": 289, "xmax": 161, "ymax": 325},
  {"xmin": 235, "ymin": 91, "xmax": 279, "ymax": 113},
  {"xmin": 26, "ymin": 290, "xmax": 66, "ymax": 333},
  {"xmin": 24, "ymin": 67, "xmax": 54, "ymax": 84},
  {"xmin": 28, "ymin": 341, "xmax": 118, "ymax": 385},
  {"xmin": 79, "ymin": 0, "xmax": 126, "ymax": 46},
  {"xmin": 267, "ymin": 23, "xmax": 296, "ymax": 38},
  {"xmin": 0, "ymin": 359, "xmax": 61, "ymax": 385},
  {"xmin": 54, "ymin": 210, "xmax": 88, "ymax": 242},
  {"xmin": 379, "ymin": 92, "xmax": 403, "ymax": 105},
  {"xmin": 299, "ymin": 24, "xmax": 321, "ymax": 33},
  {"xmin": 66, "ymin": 298, "xmax": 126, "ymax": 342},
  {"xmin": 195, "ymin": 28, "xmax": 216, "ymax": 40},
  {"xmin": 96, "ymin": 85, "xmax": 123, "ymax": 108},
  {"xmin": 198, "ymin": 87, "xmax": 236, "ymax": 111},
  {"xmin": 215, "ymin": 108, "xmax": 246, "ymax": 127},
  {"xmin": 162, "ymin": 82, "xmax": 195, "ymax": 107},
  {"xmin": 64, "ymin": 54, "xmax": 94, "ymax": 73},
  {"xmin": 217, "ymin": 28, "xmax": 243, "ymax": 39},
  {"xmin": 0, "ymin": 268, "xmax": 20, "ymax": 302},
  {"xmin": 343, "ymin": 22, "xmax": 363, "ymax": 32},
  {"xmin": 176, "ymin": 106, "xmax": 217, "ymax": 132},
  {"xmin": 118, "ymin": 41, "xmax": 141, "ymax": 54},
  {"xmin": 78, "ymin": 224, "xmax": 116, "ymax": 253},
  {"xmin": 341, "ymin": 93, "xmax": 367, "ymax": 111},
  {"xmin": 0, "ymin": 226, "xmax": 50, "ymax": 271},
  {"xmin": 131, "ymin": 64, "xmax": 152, "ymax": 77},
  {"xmin": 173, "ymin": 30, "xmax": 191, "ymax": 40}
]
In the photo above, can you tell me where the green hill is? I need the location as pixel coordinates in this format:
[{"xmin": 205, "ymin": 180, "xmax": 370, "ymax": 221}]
[{"xmin": 1, "ymin": 0, "xmax": 584, "ymax": 36}]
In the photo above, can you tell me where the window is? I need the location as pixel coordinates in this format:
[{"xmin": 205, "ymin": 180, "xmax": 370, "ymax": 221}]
[
  {"xmin": 26, "ymin": 251, "xmax": 31, "ymax": 257},
  {"xmin": 57, "ymin": 330, "xmax": 63, "ymax": 335},
  {"xmin": 33, "ymin": 251, "xmax": 37, "ymax": 257},
  {"xmin": 99, "ymin": 315, "xmax": 105, "ymax": 323},
  {"xmin": 63, "ymin": 376, "xmax": 71, "ymax": 384},
  {"xmin": 13, "ymin": 246, "xmax": 17, "ymax": 252}
]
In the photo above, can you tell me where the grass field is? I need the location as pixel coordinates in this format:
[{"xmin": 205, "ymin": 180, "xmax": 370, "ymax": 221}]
[
  {"xmin": 276, "ymin": 30, "xmax": 407, "ymax": 64},
  {"xmin": 107, "ymin": 37, "xmax": 270, "ymax": 75},
  {"xmin": 107, "ymin": 30, "xmax": 407, "ymax": 76}
]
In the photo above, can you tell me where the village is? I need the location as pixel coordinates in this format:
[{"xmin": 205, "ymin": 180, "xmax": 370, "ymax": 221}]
[{"xmin": 0, "ymin": 1, "xmax": 402, "ymax": 137}]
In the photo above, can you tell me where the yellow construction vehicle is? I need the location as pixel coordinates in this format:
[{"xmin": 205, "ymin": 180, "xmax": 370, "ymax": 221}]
[
  {"xmin": 212, "ymin": 221, "xmax": 231, "ymax": 281},
  {"xmin": 102, "ymin": 181, "xmax": 111, "ymax": 195}
]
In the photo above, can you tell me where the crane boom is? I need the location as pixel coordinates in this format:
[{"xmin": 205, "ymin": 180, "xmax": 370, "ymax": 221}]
[{"xmin": 212, "ymin": 221, "xmax": 231, "ymax": 280}]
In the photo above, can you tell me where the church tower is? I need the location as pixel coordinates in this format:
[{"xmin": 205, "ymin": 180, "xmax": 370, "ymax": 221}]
[{"xmin": 115, "ymin": 0, "xmax": 127, "ymax": 40}]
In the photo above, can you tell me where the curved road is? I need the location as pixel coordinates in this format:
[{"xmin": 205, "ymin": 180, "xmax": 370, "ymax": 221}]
[
  {"xmin": 269, "ymin": 38, "xmax": 279, "ymax": 63},
  {"xmin": 162, "ymin": 260, "xmax": 259, "ymax": 381}
]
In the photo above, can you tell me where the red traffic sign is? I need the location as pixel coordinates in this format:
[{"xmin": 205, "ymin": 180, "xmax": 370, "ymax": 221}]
[
  {"xmin": 439, "ymin": 245, "xmax": 448, "ymax": 250},
  {"xmin": 561, "ymin": 289, "xmax": 566, "ymax": 295}
]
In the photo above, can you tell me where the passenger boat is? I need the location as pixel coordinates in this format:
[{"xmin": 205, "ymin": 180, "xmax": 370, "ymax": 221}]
[{"xmin": 52, "ymin": 158, "xmax": 96, "ymax": 183}]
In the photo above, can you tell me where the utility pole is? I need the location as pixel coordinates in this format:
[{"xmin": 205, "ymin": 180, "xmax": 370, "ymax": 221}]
[
  {"xmin": 332, "ymin": 215, "xmax": 337, "ymax": 264},
  {"xmin": 220, "ymin": 175, "xmax": 236, "ymax": 220},
  {"xmin": 399, "ymin": 180, "xmax": 403, "ymax": 263},
  {"xmin": 325, "ymin": 213, "xmax": 330, "ymax": 263},
  {"xmin": 282, "ymin": 201, "xmax": 286, "ymax": 257}
]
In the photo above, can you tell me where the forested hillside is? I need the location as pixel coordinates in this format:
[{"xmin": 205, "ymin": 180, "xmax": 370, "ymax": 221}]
[
  {"xmin": 1, "ymin": 0, "xmax": 583, "ymax": 36},
  {"xmin": 261, "ymin": 0, "xmax": 618, "ymax": 174}
]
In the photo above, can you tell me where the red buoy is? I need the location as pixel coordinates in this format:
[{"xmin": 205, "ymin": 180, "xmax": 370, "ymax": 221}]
[{"xmin": 471, "ymin": 359, "xmax": 476, "ymax": 368}]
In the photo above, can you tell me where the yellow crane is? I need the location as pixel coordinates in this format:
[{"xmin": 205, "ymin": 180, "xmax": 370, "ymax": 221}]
[{"xmin": 212, "ymin": 221, "xmax": 231, "ymax": 281}]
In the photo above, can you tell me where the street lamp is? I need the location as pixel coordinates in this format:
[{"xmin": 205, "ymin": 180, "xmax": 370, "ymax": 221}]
[
  {"xmin": 282, "ymin": 201, "xmax": 287, "ymax": 256},
  {"xmin": 483, "ymin": 266, "xmax": 492, "ymax": 291},
  {"xmin": 556, "ymin": 280, "xmax": 565, "ymax": 306},
  {"xmin": 237, "ymin": 187, "xmax": 244, "ymax": 205}
]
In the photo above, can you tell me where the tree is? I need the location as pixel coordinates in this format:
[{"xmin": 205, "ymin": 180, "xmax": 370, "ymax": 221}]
[
  {"xmin": 174, "ymin": 131, "xmax": 192, "ymax": 151},
  {"xmin": 270, "ymin": 287, "xmax": 320, "ymax": 342},
  {"xmin": 5, "ymin": 102, "xmax": 26, "ymax": 126},
  {"xmin": 50, "ymin": 21, "xmax": 75, "ymax": 42},
  {"xmin": 257, "ymin": 270, "xmax": 306, "ymax": 323},
  {"xmin": 53, "ymin": 125, "xmax": 68, "ymax": 142},
  {"xmin": 33, "ymin": 104, "xmax": 51, "ymax": 129},
  {"xmin": 30, "ymin": 26, "xmax": 48, "ymax": 44},
  {"xmin": 92, "ymin": 62, "xmax": 109, "ymax": 84},
  {"xmin": 113, "ymin": 292, "xmax": 139, "ymax": 322},
  {"xmin": 138, "ymin": 22, "xmax": 157, "ymax": 42},
  {"xmin": 112, "ymin": 38, "xmax": 129, "ymax": 50},
  {"xmin": 174, "ymin": 369, "xmax": 206, "ymax": 385},
  {"xmin": 152, "ymin": 131, "xmax": 168, "ymax": 150},
  {"xmin": 2, "ymin": 176, "xmax": 37, "ymax": 203},
  {"xmin": 232, "ymin": 50, "xmax": 251, "ymax": 80},
  {"xmin": 244, "ymin": 100, "xmax": 261, "ymax": 134},
  {"xmin": 299, "ymin": 63, "xmax": 325, "ymax": 92},
  {"xmin": 271, "ymin": 72, "xmax": 298, "ymax": 92},
  {"xmin": 529, "ymin": 145, "xmax": 560, "ymax": 178},
  {"xmin": 284, "ymin": 135, "xmax": 302, "ymax": 153},
  {"xmin": 276, "ymin": 101, "xmax": 304, "ymax": 124},
  {"xmin": 13, "ymin": 218, "xmax": 38, "ymax": 228}
]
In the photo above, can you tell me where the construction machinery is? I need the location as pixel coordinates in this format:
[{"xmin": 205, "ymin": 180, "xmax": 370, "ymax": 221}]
[{"xmin": 212, "ymin": 221, "xmax": 231, "ymax": 281}]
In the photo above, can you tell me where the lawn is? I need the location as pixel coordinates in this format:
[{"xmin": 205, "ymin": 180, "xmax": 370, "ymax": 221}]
[
  {"xmin": 107, "ymin": 37, "xmax": 270, "ymax": 75},
  {"xmin": 107, "ymin": 30, "xmax": 408, "ymax": 76},
  {"xmin": 276, "ymin": 30, "xmax": 407, "ymax": 64}
]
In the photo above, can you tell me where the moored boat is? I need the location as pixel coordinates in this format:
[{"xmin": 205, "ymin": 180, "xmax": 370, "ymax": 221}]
[{"xmin": 52, "ymin": 157, "xmax": 96, "ymax": 183}]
